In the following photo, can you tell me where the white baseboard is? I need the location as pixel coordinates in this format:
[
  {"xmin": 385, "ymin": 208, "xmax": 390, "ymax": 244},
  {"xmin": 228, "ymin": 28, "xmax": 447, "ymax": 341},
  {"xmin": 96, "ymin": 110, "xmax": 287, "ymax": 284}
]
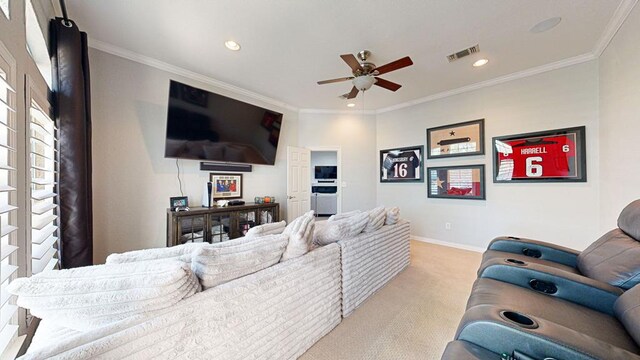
[{"xmin": 411, "ymin": 235, "xmax": 485, "ymax": 253}]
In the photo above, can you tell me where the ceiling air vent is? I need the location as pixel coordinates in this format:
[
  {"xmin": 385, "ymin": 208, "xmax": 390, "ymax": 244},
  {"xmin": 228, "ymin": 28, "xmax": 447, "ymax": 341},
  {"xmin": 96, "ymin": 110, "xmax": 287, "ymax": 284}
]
[{"xmin": 447, "ymin": 44, "xmax": 480, "ymax": 62}]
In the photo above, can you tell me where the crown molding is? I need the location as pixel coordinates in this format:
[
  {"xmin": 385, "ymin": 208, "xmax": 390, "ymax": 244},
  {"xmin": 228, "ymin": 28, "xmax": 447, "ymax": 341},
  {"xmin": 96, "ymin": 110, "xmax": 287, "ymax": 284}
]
[
  {"xmin": 299, "ymin": 108, "xmax": 377, "ymax": 116},
  {"xmin": 592, "ymin": 0, "xmax": 638, "ymax": 57},
  {"xmin": 376, "ymin": 52, "xmax": 596, "ymax": 114},
  {"xmin": 88, "ymin": 38, "xmax": 299, "ymax": 113}
]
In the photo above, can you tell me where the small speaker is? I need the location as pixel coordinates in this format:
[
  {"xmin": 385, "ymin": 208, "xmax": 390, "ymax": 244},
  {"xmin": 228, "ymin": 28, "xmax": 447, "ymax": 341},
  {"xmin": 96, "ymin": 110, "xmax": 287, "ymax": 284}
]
[{"xmin": 200, "ymin": 162, "xmax": 253, "ymax": 172}]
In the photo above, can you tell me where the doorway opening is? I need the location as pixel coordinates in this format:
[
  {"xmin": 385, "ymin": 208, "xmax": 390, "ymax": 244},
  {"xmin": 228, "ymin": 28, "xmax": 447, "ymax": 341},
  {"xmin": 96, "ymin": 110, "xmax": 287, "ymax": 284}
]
[{"xmin": 309, "ymin": 148, "xmax": 342, "ymax": 219}]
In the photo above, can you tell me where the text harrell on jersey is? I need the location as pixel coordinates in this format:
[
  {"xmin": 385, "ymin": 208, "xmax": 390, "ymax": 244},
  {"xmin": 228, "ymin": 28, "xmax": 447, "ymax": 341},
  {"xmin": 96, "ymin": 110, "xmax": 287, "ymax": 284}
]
[
  {"xmin": 496, "ymin": 134, "xmax": 577, "ymax": 180},
  {"xmin": 383, "ymin": 150, "xmax": 421, "ymax": 179}
]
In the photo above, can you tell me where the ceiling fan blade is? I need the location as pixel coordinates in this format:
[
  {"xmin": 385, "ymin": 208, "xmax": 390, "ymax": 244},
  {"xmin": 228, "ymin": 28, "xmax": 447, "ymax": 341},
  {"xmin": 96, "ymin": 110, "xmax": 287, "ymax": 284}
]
[
  {"xmin": 374, "ymin": 77, "xmax": 402, "ymax": 92},
  {"xmin": 340, "ymin": 54, "xmax": 364, "ymax": 72},
  {"xmin": 344, "ymin": 86, "xmax": 359, "ymax": 99},
  {"xmin": 318, "ymin": 76, "xmax": 354, "ymax": 85},
  {"xmin": 375, "ymin": 56, "xmax": 413, "ymax": 75}
]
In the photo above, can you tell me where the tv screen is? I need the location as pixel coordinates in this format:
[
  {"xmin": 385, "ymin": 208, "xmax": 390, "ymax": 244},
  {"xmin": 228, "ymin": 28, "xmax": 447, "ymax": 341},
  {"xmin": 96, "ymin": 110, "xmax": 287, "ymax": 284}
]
[
  {"xmin": 164, "ymin": 80, "xmax": 283, "ymax": 165},
  {"xmin": 315, "ymin": 166, "xmax": 337, "ymax": 179}
]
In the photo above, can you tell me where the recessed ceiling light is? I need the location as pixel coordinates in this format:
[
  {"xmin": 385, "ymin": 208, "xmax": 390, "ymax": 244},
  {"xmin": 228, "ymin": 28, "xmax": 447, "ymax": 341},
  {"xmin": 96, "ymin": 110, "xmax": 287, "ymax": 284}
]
[
  {"xmin": 224, "ymin": 40, "xmax": 241, "ymax": 51},
  {"xmin": 347, "ymin": 103, "xmax": 356, "ymax": 108},
  {"xmin": 473, "ymin": 59, "xmax": 489, "ymax": 67},
  {"xmin": 530, "ymin": 17, "xmax": 562, "ymax": 33}
]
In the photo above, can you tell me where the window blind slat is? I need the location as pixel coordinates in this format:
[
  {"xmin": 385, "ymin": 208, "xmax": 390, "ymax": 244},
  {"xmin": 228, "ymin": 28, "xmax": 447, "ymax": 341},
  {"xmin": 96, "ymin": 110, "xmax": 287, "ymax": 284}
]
[
  {"xmin": 0, "ymin": 225, "xmax": 17, "ymax": 237},
  {"xmin": 31, "ymin": 202, "xmax": 56, "ymax": 215},
  {"xmin": 0, "ymin": 284, "xmax": 11, "ymax": 309},
  {"xmin": 0, "ymin": 98, "xmax": 15, "ymax": 113},
  {"xmin": 0, "ymin": 76, "xmax": 15, "ymax": 93},
  {"xmin": 31, "ymin": 190, "xmax": 56, "ymax": 200},
  {"xmin": 31, "ymin": 235, "xmax": 57, "ymax": 260},
  {"xmin": 0, "ymin": 244, "xmax": 17, "ymax": 261},
  {"xmin": 0, "ymin": 205, "xmax": 17, "ymax": 214},
  {"xmin": 32, "ymin": 214, "xmax": 57, "ymax": 230},
  {"xmin": 32, "ymin": 247, "xmax": 56, "ymax": 274},
  {"xmin": 0, "ymin": 304, "xmax": 17, "ymax": 332},
  {"xmin": 0, "ymin": 185, "xmax": 15, "ymax": 192},
  {"xmin": 30, "ymin": 164, "xmax": 53, "ymax": 173},
  {"xmin": 0, "ymin": 264, "xmax": 17, "ymax": 284},
  {"xmin": 32, "ymin": 224, "xmax": 57, "ymax": 245},
  {"xmin": 31, "ymin": 178, "xmax": 55, "ymax": 186},
  {"xmin": 0, "ymin": 324, "xmax": 18, "ymax": 355}
]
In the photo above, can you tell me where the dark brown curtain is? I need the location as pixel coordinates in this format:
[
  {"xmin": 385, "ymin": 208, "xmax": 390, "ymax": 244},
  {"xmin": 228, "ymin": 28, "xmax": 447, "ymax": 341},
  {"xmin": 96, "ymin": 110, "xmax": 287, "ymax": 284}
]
[{"xmin": 50, "ymin": 17, "xmax": 93, "ymax": 268}]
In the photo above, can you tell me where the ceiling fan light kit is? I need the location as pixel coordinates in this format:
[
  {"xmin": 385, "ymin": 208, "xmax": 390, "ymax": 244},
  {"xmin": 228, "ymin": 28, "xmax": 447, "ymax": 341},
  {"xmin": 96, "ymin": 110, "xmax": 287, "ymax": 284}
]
[{"xmin": 317, "ymin": 50, "xmax": 413, "ymax": 100}]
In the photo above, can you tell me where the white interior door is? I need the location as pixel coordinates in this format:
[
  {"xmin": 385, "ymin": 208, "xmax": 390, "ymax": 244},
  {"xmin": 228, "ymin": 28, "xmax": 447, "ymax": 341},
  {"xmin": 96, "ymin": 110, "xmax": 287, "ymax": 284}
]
[{"xmin": 287, "ymin": 146, "xmax": 311, "ymax": 222}]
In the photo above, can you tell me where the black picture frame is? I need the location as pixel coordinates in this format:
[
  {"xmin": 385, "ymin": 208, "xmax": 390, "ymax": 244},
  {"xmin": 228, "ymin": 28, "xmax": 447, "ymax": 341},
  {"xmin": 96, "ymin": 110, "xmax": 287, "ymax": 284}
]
[
  {"xmin": 426, "ymin": 119, "xmax": 485, "ymax": 159},
  {"xmin": 210, "ymin": 173, "xmax": 243, "ymax": 199},
  {"xmin": 492, "ymin": 126, "xmax": 587, "ymax": 183},
  {"xmin": 379, "ymin": 145, "xmax": 424, "ymax": 183},
  {"xmin": 170, "ymin": 196, "xmax": 189, "ymax": 211},
  {"xmin": 427, "ymin": 164, "xmax": 486, "ymax": 200}
]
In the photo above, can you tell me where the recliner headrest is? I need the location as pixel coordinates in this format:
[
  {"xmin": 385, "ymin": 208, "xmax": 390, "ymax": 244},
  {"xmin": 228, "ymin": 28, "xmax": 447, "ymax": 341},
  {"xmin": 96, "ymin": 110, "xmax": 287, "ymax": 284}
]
[{"xmin": 618, "ymin": 199, "xmax": 640, "ymax": 241}]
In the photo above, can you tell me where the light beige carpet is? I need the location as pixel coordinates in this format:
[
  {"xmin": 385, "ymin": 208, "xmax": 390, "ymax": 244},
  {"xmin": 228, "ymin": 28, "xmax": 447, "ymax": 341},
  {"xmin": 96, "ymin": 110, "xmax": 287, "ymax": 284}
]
[{"xmin": 300, "ymin": 240, "xmax": 482, "ymax": 360}]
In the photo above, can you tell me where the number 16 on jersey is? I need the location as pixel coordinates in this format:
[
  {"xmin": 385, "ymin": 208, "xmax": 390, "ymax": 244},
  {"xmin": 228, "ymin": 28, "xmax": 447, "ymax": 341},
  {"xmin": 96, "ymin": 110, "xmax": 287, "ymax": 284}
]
[{"xmin": 380, "ymin": 146, "xmax": 424, "ymax": 183}]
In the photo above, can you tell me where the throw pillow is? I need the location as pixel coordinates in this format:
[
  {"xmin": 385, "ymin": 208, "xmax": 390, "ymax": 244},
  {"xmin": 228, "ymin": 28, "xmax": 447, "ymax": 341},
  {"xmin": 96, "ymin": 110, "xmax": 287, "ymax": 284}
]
[
  {"xmin": 314, "ymin": 212, "xmax": 369, "ymax": 245},
  {"xmin": 106, "ymin": 242, "xmax": 207, "ymax": 264},
  {"xmin": 363, "ymin": 206, "xmax": 386, "ymax": 233},
  {"xmin": 328, "ymin": 210, "xmax": 361, "ymax": 222},
  {"xmin": 281, "ymin": 211, "xmax": 315, "ymax": 261},
  {"xmin": 245, "ymin": 220, "xmax": 287, "ymax": 237},
  {"xmin": 385, "ymin": 207, "xmax": 400, "ymax": 225},
  {"xmin": 192, "ymin": 233, "xmax": 289, "ymax": 290}
]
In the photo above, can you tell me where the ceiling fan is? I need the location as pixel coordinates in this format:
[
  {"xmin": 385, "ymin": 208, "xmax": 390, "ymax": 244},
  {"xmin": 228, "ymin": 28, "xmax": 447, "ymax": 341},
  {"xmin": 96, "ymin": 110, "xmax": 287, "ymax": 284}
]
[{"xmin": 317, "ymin": 50, "xmax": 413, "ymax": 99}]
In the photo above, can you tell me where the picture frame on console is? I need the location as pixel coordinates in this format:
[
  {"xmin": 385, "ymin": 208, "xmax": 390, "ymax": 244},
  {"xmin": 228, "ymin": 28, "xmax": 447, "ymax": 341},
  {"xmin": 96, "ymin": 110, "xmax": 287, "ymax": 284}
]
[
  {"xmin": 426, "ymin": 119, "xmax": 485, "ymax": 159},
  {"xmin": 427, "ymin": 164, "xmax": 486, "ymax": 200},
  {"xmin": 492, "ymin": 126, "xmax": 586, "ymax": 183},
  {"xmin": 379, "ymin": 145, "xmax": 424, "ymax": 183},
  {"xmin": 210, "ymin": 173, "xmax": 243, "ymax": 200}
]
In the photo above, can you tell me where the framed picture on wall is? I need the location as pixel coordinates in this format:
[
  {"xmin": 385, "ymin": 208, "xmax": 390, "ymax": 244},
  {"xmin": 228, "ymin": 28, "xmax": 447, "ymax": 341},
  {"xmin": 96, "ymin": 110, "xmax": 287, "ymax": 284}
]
[
  {"xmin": 492, "ymin": 126, "xmax": 586, "ymax": 183},
  {"xmin": 427, "ymin": 119, "xmax": 485, "ymax": 159},
  {"xmin": 210, "ymin": 173, "xmax": 243, "ymax": 199},
  {"xmin": 427, "ymin": 165, "xmax": 486, "ymax": 200},
  {"xmin": 380, "ymin": 145, "xmax": 424, "ymax": 183}
]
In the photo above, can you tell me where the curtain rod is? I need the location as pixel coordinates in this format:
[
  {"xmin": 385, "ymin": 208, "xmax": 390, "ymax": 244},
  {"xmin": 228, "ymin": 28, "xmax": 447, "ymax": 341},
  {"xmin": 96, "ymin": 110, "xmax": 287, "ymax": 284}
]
[{"xmin": 59, "ymin": 0, "xmax": 72, "ymax": 27}]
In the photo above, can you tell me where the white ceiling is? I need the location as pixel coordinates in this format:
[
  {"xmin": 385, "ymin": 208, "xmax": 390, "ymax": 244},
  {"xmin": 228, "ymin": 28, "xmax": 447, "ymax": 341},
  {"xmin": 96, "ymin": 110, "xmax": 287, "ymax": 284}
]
[{"xmin": 66, "ymin": 0, "xmax": 626, "ymax": 111}]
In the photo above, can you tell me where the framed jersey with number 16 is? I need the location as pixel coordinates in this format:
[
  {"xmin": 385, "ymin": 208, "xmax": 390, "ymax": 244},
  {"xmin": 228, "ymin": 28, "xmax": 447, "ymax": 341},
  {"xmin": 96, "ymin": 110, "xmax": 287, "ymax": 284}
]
[
  {"xmin": 492, "ymin": 126, "xmax": 586, "ymax": 183},
  {"xmin": 380, "ymin": 145, "xmax": 424, "ymax": 183}
]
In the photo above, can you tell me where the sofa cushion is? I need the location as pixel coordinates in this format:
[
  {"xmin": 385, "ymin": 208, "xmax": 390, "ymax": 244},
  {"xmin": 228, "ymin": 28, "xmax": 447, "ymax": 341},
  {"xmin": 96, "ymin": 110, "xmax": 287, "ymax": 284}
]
[
  {"xmin": 480, "ymin": 249, "xmax": 580, "ymax": 277},
  {"xmin": 314, "ymin": 212, "xmax": 369, "ymax": 246},
  {"xmin": 106, "ymin": 242, "xmax": 207, "ymax": 264},
  {"xmin": 192, "ymin": 233, "xmax": 289, "ymax": 289},
  {"xmin": 245, "ymin": 220, "xmax": 286, "ymax": 237},
  {"xmin": 363, "ymin": 206, "xmax": 386, "ymax": 233},
  {"xmin": 385, "ymin": 207, "xmax": 400, "ymax": 225},
  {"xmin": 618, "ymin": 199, "xmax": 640, "ymax": 240},
  {"xmin": 614, "ymin": 281, "xmax": 640, "ymax": 346},
  {"xmin": 7, "ymin": 260, "xmax": 199, "ymax": 330},
  {"xmin": 328, "ymin": 210, "xmax": 361, "ymax": 222},
  {"xmin": 281, "ymin": 211, "xmax": 315, "ymax": 261},
  {"xmin": 577, "ymin": 228, "xmax": 640, "ymax": 289}
]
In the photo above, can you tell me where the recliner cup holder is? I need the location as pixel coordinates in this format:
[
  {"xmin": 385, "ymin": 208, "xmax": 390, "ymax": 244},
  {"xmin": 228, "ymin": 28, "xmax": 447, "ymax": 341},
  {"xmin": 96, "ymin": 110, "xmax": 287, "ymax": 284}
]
[
  {"xmin": 505, "ymin": 258, "xmax": 527, "ymax": 266},
  {"xmin": 499, "ymin": 311, "xmax": 539, "ymax": 329}
]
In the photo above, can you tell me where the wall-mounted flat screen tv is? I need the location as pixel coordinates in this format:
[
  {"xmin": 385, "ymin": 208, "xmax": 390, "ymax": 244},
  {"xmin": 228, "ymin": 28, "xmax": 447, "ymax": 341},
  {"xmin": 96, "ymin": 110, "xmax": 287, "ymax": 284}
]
[
  {"xmin": 164, "ymin": 80, "xmax": 283, "ymax": 165},
  {"xmin": 315, "ymin": 166, "xmax": 337, "ymax": 179}
]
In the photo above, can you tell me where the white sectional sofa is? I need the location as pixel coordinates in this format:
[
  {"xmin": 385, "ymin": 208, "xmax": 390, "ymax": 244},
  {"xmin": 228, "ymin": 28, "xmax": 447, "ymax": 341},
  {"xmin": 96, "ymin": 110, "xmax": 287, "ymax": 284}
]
[
  {"xmin": 339, "ymin": 219, "xmax": 411, "ymax": 316},
  {"xmin": 16, "ymin": 210, "xmax": 411, "ymax": 359}
]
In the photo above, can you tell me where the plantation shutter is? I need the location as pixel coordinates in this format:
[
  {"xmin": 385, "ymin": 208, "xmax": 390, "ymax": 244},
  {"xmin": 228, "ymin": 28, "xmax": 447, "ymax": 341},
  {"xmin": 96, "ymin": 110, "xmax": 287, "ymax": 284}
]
[
  {"xmin": 0, "ymin": 63, "xmax": 19, "ymax": 354},
  {"xmin": 28, "ymin": 88, "xmax": 59, "ymax": 275}
]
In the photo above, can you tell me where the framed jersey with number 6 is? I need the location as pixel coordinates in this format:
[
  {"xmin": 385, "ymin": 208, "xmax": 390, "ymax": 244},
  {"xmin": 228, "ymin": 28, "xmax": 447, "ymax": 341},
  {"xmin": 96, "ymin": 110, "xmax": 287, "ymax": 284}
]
[
  {"xmin": 380, "ymin": 145, "xmax": 424, "ymax": 183},
  {"xmin": 492, "ymin": 126, "xmax": 586, "ymax": 183}
]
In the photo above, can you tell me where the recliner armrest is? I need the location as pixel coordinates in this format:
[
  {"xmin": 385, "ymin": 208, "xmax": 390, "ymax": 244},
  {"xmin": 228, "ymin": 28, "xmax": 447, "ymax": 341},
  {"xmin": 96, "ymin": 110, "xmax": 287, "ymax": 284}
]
[
  {"xmin": 488, "ymin": 236, "xmax": 580, "ymax": 267},
  {"xmin": 479, "ymin": 258, "xmax": 623, "ymax": 315},
  {"xmin": 455, "ymin": 305, "xmax": 640, "ymax": 360}
]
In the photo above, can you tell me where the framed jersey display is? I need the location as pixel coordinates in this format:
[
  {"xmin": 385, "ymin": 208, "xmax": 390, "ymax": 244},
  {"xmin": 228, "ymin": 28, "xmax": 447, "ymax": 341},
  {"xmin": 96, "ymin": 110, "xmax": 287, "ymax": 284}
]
[
  {"xmin": 380, "ymin": 145, "xmax": 424, "ymax": 183},
  {"xmin": 427, "ymin": 119, "xmax": 485, "ymax": 159},
  {"xmin": 492, "ymin": 126, "xmax": 586, "ymax": 183},
  {"xmin": 427, "ymin": 165, "xmax": 485, "ymax": 200}
]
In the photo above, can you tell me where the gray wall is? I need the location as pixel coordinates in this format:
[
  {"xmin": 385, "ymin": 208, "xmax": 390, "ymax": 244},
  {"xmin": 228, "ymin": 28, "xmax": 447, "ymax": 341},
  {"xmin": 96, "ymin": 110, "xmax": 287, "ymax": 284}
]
[
  {"xmin": 598, "ymin": 4, "xmax": 640, "ymax": 232},
  {"xmin": 89, "ymin": 49, "xmax": 299, "ymax": 263},
  {"xmin": 377, "ymin": 61, "xmax": 600, "ymax": 251}
]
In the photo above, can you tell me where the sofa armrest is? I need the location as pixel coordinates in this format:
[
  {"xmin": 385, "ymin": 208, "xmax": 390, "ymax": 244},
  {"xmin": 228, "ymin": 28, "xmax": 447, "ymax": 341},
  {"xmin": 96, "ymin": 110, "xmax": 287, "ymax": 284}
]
[
  {"xmin": 488, "ymin": 236, "xmax": 580, "ymax": 268},
  {"xmin": 479, "ymin": 259, "xmax": 623, "ymax": 315},
  {"xmin": 455, "ymin": 305, "xmax": 640, "ymax": 360}
]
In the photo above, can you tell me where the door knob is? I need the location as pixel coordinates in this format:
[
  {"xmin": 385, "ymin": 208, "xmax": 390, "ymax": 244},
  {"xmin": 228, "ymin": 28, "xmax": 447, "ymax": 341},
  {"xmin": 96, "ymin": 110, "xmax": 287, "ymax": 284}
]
[{"xmin": 287, "ymin": 196, "xmax": 295, "ymax": 199}]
